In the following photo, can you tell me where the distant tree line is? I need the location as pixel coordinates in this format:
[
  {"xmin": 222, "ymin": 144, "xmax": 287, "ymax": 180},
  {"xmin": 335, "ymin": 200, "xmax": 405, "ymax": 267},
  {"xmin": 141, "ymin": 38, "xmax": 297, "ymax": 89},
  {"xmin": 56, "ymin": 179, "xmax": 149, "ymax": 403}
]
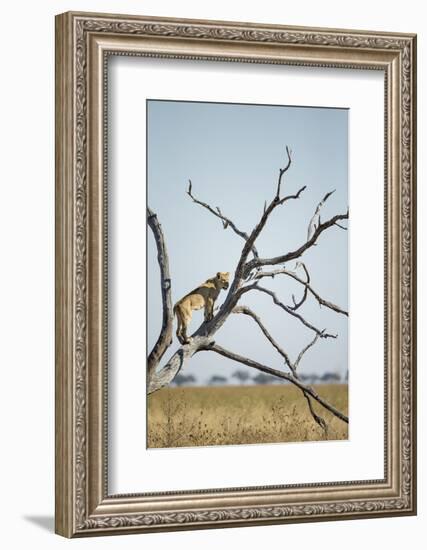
[{"xmin": 171, "ymin": 369, "xmax": 348, "ymax": 387}]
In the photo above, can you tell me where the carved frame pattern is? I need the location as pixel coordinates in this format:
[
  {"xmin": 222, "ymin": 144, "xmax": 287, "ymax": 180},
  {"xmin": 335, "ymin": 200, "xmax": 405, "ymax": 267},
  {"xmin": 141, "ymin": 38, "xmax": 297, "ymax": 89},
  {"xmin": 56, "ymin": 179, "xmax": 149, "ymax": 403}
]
[{"xmin": 55, "ymin": 11, "xmax": 416, "ymax": 537}]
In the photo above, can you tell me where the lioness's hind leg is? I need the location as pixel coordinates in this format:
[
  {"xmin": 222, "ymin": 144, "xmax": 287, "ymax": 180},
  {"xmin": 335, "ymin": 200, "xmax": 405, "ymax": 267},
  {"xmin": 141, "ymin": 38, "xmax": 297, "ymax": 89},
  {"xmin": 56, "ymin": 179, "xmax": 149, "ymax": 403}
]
[
  {"xmin": 180, "ymin": 309, "xmax": 191, "ymax": 344},
  {"xmin": 175, "ymin": 307, "xmax": 189, "ymax": 344},
  {"xmin": 176, "ymin": 321, "xmax": 184, "ymax": 344},
  {"xmin": 204, "ymin": 297, "xmax": 214, "ymax": 322},
  {"xmin": 174, "ymin": 306, "xmax": 182, "ymax": 342},
  {"xmin": 180, "ymin": 324, "xmax": 190, "ymax": 344}
]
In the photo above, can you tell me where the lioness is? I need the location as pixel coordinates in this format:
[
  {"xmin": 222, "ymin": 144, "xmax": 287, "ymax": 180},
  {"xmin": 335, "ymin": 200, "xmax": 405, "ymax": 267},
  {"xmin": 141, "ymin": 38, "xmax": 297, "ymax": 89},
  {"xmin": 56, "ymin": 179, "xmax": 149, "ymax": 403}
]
[{"xmin": 174, "ymin": 272, "xmax": 230, "ymax": 344}]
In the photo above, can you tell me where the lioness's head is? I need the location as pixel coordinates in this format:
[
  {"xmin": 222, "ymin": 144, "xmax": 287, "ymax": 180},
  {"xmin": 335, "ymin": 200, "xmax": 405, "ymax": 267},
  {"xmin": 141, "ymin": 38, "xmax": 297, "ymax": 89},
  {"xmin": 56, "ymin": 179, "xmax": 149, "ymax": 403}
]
[{"xmin": 216, "ymin": 272, "xmax": 230, "ymax": 290}]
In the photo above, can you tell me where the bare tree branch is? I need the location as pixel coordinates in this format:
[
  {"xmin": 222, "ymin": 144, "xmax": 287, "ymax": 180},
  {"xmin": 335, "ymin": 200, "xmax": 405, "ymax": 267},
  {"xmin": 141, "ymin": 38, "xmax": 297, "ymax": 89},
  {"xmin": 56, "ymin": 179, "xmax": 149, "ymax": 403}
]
[
  {"xmin": 244, "ymin": 210, "xmax": 349, "ymax": 275},
  {"xmin": 227, "ymin": 181, "xmax": 306, "ymax": 291},
  {"xmin": 202, "ymin": 344, "xmax": 348, "ymax": 424},
  {"xmin": 223, "ymin": 147, "xmax": 305, "ymax": 298},
  {"xmin": 187, "ymin": 180, "xmax": 258, "ymax": 258},
  {"xmin": 233, "ymin": 306, "xmax": 328, "ymax": 432},
  {"xmin": 196, "ymin": 165, "xmax": 306, "ymax": 335},
  {"xmin": 232, "ymin": 305, "xmax": 292, "ymax": 367},
  {"xmin": 335, "ymin": 221, "xmax": 348, "ymax": 231},
  {"xmin": 254, "ymin": 263, "xmax": 348, "ymax": 316},
  {"xmin": 276, "ymin": 145, "xmax": 292, "ymax": 198},
  {"xmin": 147, "ymin": 207, "xmax": 174, "ymax": 376},
  {"xmin": 233, "ymin": 308, "xmax": 328, "ymax": 431},
  {"xmin": 243, "ymin": 284, "xmax": 337, "ymax": 338},
  {"xmin": 290, "ymin": 262, "xmax": 310, "ymax": 310},
  {"xmin": 277, "ymin": 185, "xmax": 307, "ymax": 206},
  {"xmin": 302, "ymin": 393, "xmax": 328, "ymax": 433},
  {"xmin": 294, "ymin": 332, "xmax": 321, "ymax": 370},
  {"xmin": 307, "ymin": 190, "xmax": 336, "ymax": 242},
  {"xmin": 147, "ymin": 336, "xmax": 209, "ymax": 394},
  {"xmin": 254, "ymin": 262, "xmax": 310, "ymax": 311},
  {"xmin": 288, "ymin": 333, "xmax": 328, "ymax": 431}
]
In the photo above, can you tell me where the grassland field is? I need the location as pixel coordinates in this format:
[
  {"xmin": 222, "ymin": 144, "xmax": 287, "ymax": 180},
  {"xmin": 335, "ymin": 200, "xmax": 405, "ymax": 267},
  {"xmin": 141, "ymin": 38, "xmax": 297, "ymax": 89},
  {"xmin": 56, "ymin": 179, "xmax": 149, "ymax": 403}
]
[{"xmin": 147, "ymin": 384, "xmax": 348, "ymax": 448}]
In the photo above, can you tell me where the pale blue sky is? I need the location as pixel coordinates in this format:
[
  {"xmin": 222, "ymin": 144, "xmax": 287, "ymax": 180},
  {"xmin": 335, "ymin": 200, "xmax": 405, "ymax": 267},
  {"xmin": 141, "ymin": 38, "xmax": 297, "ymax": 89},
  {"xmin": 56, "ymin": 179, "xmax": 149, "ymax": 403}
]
[{"xmin": 147, "ymin": 100, "xmax": 348, "ymax": 384}]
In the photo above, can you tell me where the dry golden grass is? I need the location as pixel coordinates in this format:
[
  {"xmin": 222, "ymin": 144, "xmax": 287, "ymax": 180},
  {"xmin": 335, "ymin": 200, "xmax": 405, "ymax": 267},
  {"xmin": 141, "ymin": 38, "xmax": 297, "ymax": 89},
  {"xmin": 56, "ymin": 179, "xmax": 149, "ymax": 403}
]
[{"xmin": 147, "ymin": 384, "xmax": 348, "ymax": 448}]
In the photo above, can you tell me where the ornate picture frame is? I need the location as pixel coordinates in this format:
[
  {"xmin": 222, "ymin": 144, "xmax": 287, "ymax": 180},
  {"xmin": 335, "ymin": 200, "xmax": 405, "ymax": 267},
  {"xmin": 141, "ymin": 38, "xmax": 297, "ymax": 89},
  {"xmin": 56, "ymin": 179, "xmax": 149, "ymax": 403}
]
[{"xmin": 55, "ymin": 11, "xmax": 417, "ymax": 537}]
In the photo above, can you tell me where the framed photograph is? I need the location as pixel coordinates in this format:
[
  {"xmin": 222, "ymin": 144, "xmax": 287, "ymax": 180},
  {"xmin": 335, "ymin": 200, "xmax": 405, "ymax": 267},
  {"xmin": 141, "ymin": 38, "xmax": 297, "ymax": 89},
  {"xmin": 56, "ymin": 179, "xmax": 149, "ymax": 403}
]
[{"xmin": 55, "ymin": 11, "xmax": 417, "ymax": 537}]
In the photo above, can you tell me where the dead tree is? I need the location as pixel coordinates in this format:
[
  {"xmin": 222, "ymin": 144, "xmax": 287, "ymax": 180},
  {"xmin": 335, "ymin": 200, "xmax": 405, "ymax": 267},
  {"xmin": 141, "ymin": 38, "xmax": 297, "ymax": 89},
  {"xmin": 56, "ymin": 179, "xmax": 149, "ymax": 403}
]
[{"xmin": 147, "ymin": 146, "xmax": 349, "ymax": 431}]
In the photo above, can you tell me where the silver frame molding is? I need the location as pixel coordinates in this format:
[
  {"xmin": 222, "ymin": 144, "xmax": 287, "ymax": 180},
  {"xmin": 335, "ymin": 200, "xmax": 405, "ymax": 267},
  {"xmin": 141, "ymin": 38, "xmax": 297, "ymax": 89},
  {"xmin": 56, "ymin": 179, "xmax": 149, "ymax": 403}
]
[{"xmin": 55, "ymin": 11, "xmax": 417, "ymax": 538}]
